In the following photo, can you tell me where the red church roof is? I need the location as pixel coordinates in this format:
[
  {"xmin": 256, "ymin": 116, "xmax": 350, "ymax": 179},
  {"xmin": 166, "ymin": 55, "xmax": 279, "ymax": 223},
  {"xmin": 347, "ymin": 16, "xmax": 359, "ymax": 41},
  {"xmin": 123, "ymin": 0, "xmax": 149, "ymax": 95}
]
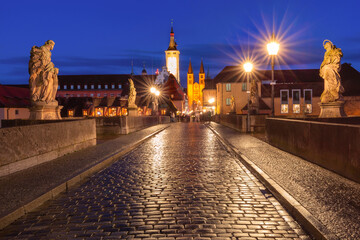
[{"xmin": 163, "ymin": 74, "xmax": 185, "ymax": 100}]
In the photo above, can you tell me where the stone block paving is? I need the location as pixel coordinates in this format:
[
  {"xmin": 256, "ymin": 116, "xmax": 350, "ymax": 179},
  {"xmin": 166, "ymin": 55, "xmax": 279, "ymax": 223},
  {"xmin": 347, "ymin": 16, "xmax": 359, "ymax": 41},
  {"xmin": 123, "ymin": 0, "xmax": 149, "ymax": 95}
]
[{"xmin": 0, "ymin": 123, "xmax": 310, "ymax": 239}]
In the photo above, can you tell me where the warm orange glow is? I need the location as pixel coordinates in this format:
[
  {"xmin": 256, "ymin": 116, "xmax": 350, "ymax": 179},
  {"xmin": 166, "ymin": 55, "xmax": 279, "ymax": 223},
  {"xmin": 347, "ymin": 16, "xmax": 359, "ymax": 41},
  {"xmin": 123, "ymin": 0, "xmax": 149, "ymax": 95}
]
[
  {"xmin": 209, "ymin": 98, "xmax": 215, "ymax": 104},
  {"xmin": 243, "ymin": 62, "xmax": 253, "ymax": 72}
]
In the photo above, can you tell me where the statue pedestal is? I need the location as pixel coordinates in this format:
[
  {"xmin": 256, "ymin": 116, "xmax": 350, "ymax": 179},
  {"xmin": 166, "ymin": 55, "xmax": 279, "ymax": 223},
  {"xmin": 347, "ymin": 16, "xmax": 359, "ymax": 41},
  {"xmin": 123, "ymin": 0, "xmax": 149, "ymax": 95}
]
[
  {"xmin": 318, "ymin": 101, "xmax": 346, "ymax": 118},
  {"xmin": 29, "ymin": 101, "xmax": 63, "ymax": 120},
  {"xmin": 127, "ymin": 107, "xmax": 138, "ymax": 117}
]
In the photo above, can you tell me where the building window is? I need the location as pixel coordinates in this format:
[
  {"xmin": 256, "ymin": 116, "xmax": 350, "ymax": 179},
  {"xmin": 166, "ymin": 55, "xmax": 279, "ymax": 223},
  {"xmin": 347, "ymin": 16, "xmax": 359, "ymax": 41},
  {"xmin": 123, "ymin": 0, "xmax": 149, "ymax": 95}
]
[
  {"xmin": 105, "ymin": 85, "xmax": 108, "ymax": 89},
  {"xmin": 68, "ymin": 110, "xmax": 74, "ymax": 117},
  {"xmin": 117, "ymin": 93, "xmax": 121, "ymax": 97},
  {"xmin": 90, "ymin": 93, "xmax": 94, "ymax": 97},
  {"xmin": 77, "ymin": 94, "xmax": 81, "ymax": 97},
  {"xmin": 118, "ymin": 84, "xmax": 122, "ymax": 89},
  {"xmin": 280, "ymin": 90, "xmax": 289, "ymax": 113},
  {"xmin": 82, "ymin": 109, "xmax": 88, "ymax": 116},
  {"xmin": 64, "ymin": 85, "xmax": 67, "ymax": 90},
  {"xmin": 70, "ymin": 85, "xmax": 74, "ymax": 90},
  {"xmin": 292, "ymin": 89, "xmax": 301, "ymax": 113},
  {"xmin": 84, "ymin": 85, "xmax": 88, "ymax": 89},
  {"xmin": 242, "ymin": 83, "xmax": 247, "ymax": 92},
  {"xmin": 111, "ymin": 84, "xmax": 115, "ymax": 89},
  {"xmin": 70, "ymin": 94, "xmax": 74, "ymax": 97},
  {"xmin": 84, "ymin": 94, "xmax": 87, "ymax": 97},
  {"xmin": 104, "ymin": 93, "xmax": 107, "ymax": 97},
  {"xmin": 97, "ymin": 93, "xmax": 101, "ymax": 97},
  {"xmin": 110, "ymin": 93, "xmax": 114, "ymax": 97},
  {"xmin": 77, "ymin": 85, "xmax": 81, "ymax": 90},
  {"xmin": 91, "ymin": 85, "xmax": 94, "ymax": 89},
  {"xmin": 95, "ymin": 107, "xmax": 103, "ymax": 117},
  {"xmin": 226, "ymin": 98, "xmax": 231, "ymax": 106},
  {"xmin": 58, "ymin": 85, "xmax": 60, "ymax": 90},
  {"xmin": 15, "ymin": 110, "xmax": 19, "ymax": 115},
  {"xmin": 304, "ymin": 89, "xmax": 313, "ymax": 113},
  {"xmin": 226, "ymin": 83, "xmax": 231, "ymax": 92},
  {"xmin": 98, "ymin": 84, "xmax": 101, "ymax": 89}
]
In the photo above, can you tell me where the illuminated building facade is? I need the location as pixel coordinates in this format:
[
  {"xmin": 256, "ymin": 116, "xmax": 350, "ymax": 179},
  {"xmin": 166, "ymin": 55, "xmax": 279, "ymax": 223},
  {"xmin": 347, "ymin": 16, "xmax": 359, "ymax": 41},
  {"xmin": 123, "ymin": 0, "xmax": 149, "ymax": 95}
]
[
  {"xmin": 187, "ymin": 59, "xmax": 206, "ymax": 111},
  {"xmin": 165, "ymin": 25, "xmax": 180, "ymax": 84}
]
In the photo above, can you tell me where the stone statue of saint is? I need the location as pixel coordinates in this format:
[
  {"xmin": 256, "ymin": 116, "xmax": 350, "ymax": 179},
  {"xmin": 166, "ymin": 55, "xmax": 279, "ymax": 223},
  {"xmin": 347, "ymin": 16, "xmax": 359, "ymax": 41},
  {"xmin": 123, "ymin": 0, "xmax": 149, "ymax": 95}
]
[
  {"xmin": 29, "ymin": 40, "xmax": 59, "ymax": 103},
  {"xmin": 319, "ymin": 40, "xmax": 344, "ymax": 103},
  {"xmin": 250, "ymin": 78, "xmax": 259, "ymax": 111},
  {"xmin": 128, "ymin": 78, "xmax": 137, "ymax": 108},
  {"xmin": 230, "ymin": 95, "xmax": 236, "ymax": 113}
]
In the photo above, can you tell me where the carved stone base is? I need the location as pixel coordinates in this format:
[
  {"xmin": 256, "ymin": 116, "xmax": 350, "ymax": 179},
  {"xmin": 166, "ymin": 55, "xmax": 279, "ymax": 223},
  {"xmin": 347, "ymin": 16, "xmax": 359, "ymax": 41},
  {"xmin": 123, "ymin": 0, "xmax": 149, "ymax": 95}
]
[
  {"xmin": 318, "ymin": 101, "xmax": 346, "ymax": 118},
  {"xmin": 127, "ymin": 107, "xmax": 138, "ymax": 117},
  {"xmin": 29, "ymin": 101, "xmax": 63, "ymax": 120}
]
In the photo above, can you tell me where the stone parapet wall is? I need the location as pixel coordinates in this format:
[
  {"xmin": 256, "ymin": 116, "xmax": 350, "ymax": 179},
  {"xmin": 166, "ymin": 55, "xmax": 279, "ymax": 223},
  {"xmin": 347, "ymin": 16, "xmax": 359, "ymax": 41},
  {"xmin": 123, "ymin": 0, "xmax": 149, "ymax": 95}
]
[
  {"xmin": 215, "ymin": 114, "xmax": 267, "ymax": 133},
  {"xmin": 266, "ymin": 118, "xmax": 360, "ymax": 183},
  {"xmin": 96, "ymin": 116, "xmax": 170, "ymax": 135},
  {"xmin": 0, "ymin": 119, "xmax": 96, "ymax": 177}
]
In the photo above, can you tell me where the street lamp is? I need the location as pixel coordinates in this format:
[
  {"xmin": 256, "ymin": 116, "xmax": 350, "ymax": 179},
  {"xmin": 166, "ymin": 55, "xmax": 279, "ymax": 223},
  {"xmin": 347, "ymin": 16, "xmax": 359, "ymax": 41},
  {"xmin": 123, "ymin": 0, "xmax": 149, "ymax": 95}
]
[
  {"xmin": 150, "ymin": 86, "xmax": 160, "ymax": 115},
  {"xmin": 243, "ymin": 62, "xmax": 253, "ymax": 133},
  {"xmin": 267, "ymin": 33, "xmax": 279, "ymax": 116}
]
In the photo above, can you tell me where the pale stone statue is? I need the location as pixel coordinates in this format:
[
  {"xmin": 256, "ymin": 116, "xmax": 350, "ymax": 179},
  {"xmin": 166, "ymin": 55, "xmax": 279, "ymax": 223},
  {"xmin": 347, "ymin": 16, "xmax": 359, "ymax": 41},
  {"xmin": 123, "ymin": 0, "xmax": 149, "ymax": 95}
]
[
  {"xmin": 320, "ymin": 40, "xmax": 344, "ymax": 103},
  {"xmin": 127, "ymin": 78, "xmax": 137, "ymax": 108},
  {"xmin": 250, "ymin": 79, "xmax": 259, "ymax": 113},
  {"xmin": 230, "ymin": 95, "xmax": 236, "ymax": 113},
  {"xmin": 29, "ymin": 40, "xmax": 59, "ymax": 103}
]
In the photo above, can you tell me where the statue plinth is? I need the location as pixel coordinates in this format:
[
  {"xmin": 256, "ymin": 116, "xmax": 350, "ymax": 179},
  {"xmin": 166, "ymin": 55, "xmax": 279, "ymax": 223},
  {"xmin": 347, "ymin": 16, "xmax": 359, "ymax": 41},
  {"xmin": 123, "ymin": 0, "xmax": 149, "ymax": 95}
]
[
  {"xmin": 29, "ymin": 101, "xmax": 63, "ymax": 120},
  {"xmin": 127, "ymin": 106, "xmax": 138, "ymax": 117},
  {"xmin": 318, "ymin": 101, "xmax": 346, "ymax": 118}
]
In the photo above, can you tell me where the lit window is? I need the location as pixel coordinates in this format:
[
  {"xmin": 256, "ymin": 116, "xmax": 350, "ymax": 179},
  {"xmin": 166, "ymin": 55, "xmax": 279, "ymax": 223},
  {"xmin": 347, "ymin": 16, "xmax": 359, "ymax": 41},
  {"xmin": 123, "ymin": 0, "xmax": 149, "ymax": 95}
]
[
  {"xmin": 292, "ymin": 89, "xmax": 301, "ymax": 113},
  {"xmin": 70, "ymin": 85, "xmax": 74, "ymax": 89},
  {"xmin": 111, "ymin": 84, "xmax": 115, "ymax": 89},
  {"xmin": 77, "ymin": 85, "xmax": 80, "ymax": 89},
  {"xmin": 304, "ymin": 89, "xmax": 312, "ymax": 113},
  {"xmin": 57, "ymin": 85, "xmax": 60, "ymax": 90},
  {"xmin": 97, "ymin": 93, "xmax": 101, "ymax": 97},
  {"xmin": 118, "ymin": 84, "xmax": 122, "ymax": 89},
  {"xmin": 242, "ymin": 83, "xmax": 247, "ymax": 92},
  {"xmin": 226, "ymin": 98, "xmax": 231, "ymax": 106},
  {"xmin": 95, "ymin": 108, "xmax": 103, "ymax": 117},
  {"xmin": 98, "ymin": 85, "xmax": 101, "ymax": 89},
  {"xmin": 84, "ymin": 85, "xmax": 88, "ymax": 89},
  {"xmin": 90, "ymin": 93, "xmax": 94, "ymax": 97},
  {"xmin": 91, "ymin": 85, "xmax": 94, "ymax": 89},
  {"xmin": 82, "ymin": 110, "xmax": 88, "ymax": 116},
  {"xmin": 108, "ymin": 107, "xmax": 117, "ymax": 117},
  {"xmin": 226, "ymin": 83, "xmax": 231, "ymax": 92},
  {"xmin": 105, "ymin": 85, "xmax": 108, "ymax": 89},
  {"xmin": 68, "ymin": 110, "xmax": 74, "ymax": 117},
  {"xmin": 64, "ymin": 85, "xmax": 67, "ymax": 90},
  {"xmin": 280, "ymin": 90, "xmax": 289, "ymax": 113}
]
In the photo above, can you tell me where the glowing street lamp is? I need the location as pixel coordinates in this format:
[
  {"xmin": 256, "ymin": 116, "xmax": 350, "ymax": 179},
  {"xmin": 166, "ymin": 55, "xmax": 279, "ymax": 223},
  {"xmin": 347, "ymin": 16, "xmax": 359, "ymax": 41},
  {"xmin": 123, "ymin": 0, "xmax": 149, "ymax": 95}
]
[
  {"xmin": 150, "ymin": 86, "xmax": 160, "ymax": 115},
  {"xmin": 267, "ymin": 33, "xmax": 280, "ymax": 116},
  {"xmin": 243, "ymin": 62, "xmax": 253, "ymax": 133}
]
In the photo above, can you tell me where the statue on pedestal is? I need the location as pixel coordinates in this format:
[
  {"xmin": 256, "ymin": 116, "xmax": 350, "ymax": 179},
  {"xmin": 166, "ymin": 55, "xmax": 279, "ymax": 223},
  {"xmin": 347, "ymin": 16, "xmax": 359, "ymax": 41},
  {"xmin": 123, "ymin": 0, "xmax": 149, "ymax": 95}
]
[
  {"xmin": 127, "ymin": 78, "xmax": 138, "ymax": 116},
  {"xmin": 28, "ymin": 40, "xmax": 62, "ymax": 119},
  {"xmin": 318, "ymin": 40, "xmax": 346, "ymax": 118},
  {"xmin": 229, "ymin": 95, "xmax": 236, "ymax": 114},
  {"xmin": 249, "ymin": 79, "xmax": 259, "ymax": 114},
  {"xmin": 320, "ymin": 40, "xmax": 344, "ymax": 103}
]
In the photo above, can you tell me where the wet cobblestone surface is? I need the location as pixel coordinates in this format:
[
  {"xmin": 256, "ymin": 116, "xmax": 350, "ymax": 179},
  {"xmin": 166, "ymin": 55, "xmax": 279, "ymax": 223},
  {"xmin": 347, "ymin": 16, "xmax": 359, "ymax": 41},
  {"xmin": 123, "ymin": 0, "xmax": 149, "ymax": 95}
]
[{"xmin": 0, "ymin": 123, "xmax": 310, "ymax": 239}]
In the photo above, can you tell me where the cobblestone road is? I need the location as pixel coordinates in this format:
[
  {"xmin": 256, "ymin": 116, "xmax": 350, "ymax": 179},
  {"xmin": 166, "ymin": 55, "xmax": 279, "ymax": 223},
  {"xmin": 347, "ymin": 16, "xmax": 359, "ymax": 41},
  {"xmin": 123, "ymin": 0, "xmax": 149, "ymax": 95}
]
[{"xmin": 0, "ymin": 123, "xmax": 310, "ymax": 239}]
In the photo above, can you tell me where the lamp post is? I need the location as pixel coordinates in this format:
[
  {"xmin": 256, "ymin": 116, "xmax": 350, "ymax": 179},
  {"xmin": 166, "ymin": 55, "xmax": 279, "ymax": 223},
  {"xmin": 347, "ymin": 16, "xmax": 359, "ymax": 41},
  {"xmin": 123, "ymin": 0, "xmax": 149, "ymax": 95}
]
[
  {"xmin": 150, "ymin": 87, "xmax": 160, "ymax": 115},
  {"xmin": 267, "ymin": 33, "xmax": 280, "ymax": 116},
  {"xmin": 243, "ymin": 62, "xmax": 253, "ymax": 133}
]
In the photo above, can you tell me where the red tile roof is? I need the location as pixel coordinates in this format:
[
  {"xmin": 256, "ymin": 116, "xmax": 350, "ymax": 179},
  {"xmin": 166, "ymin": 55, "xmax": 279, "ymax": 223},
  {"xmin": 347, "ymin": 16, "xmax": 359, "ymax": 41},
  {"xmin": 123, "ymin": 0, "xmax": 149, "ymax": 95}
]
[{"xmin": 0, "ymin": 85, "xmax": 31, "ymax": 108}]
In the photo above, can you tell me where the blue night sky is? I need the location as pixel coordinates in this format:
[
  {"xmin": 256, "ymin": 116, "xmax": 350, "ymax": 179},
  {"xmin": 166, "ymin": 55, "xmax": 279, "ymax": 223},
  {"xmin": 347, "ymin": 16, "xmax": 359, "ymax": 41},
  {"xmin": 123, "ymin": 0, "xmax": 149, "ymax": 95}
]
[{"xmin": 0, "ymin": 0, "xmax": 359, "ymax": 88}]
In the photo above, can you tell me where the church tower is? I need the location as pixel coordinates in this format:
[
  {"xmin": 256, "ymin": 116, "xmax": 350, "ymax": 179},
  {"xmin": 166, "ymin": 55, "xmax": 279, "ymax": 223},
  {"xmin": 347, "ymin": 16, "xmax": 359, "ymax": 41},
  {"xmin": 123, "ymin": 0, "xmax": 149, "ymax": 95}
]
[
  {"xmin": 187, "ymin": 60, "xmax": 194, "ymax": 110},
  {"xmin": 199, "ymin": 59, "xmax": 205, "ymax": 106},
  {"xmin": 165, "ymin": 23, "xmax": 180, "ymax": 84}
]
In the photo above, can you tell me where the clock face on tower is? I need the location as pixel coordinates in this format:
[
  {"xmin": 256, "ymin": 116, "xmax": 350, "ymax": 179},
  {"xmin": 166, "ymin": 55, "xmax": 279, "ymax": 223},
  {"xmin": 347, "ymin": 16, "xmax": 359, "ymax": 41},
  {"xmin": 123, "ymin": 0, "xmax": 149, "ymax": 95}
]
[{"xmin": 167, "ymin": 56, "xmax": 177, "ymax": 76}]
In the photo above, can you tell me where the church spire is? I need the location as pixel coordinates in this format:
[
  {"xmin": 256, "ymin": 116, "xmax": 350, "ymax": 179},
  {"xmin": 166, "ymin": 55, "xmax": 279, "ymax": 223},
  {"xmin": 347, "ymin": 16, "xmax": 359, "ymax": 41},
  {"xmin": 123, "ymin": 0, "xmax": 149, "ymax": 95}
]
[
  {"xmin": 168, "ymin": 20, "xmax": 177, "ymax": 50},
  {"xmin": 200, "ymin": 58, "xmax": 205, "ymax": 73},
  {"xmin": 188, "ymin": 59, "xmax": 193, "ymax": 74}
]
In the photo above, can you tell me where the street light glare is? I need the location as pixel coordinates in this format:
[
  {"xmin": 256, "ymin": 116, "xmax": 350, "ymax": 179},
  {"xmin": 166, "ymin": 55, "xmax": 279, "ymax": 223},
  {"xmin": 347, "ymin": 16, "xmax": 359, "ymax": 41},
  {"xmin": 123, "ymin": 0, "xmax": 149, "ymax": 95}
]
[
  {"xmin": 150, "ymin": 87, "xmax": 156, "ymax": 93},
  {"xmin": 243, "ymin": 62, "xmax": 253, "ymax": 73},
  {"xmin": 155, "ymin": 90, "xmax": 160, "ymax": 96},
  {"xmin": 267, "ymin": 41, "xmax": 280, "ymax": 55},
  {"xmin": 209, "ymin": 98, "xmax": 215, "ymax": 104}
]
